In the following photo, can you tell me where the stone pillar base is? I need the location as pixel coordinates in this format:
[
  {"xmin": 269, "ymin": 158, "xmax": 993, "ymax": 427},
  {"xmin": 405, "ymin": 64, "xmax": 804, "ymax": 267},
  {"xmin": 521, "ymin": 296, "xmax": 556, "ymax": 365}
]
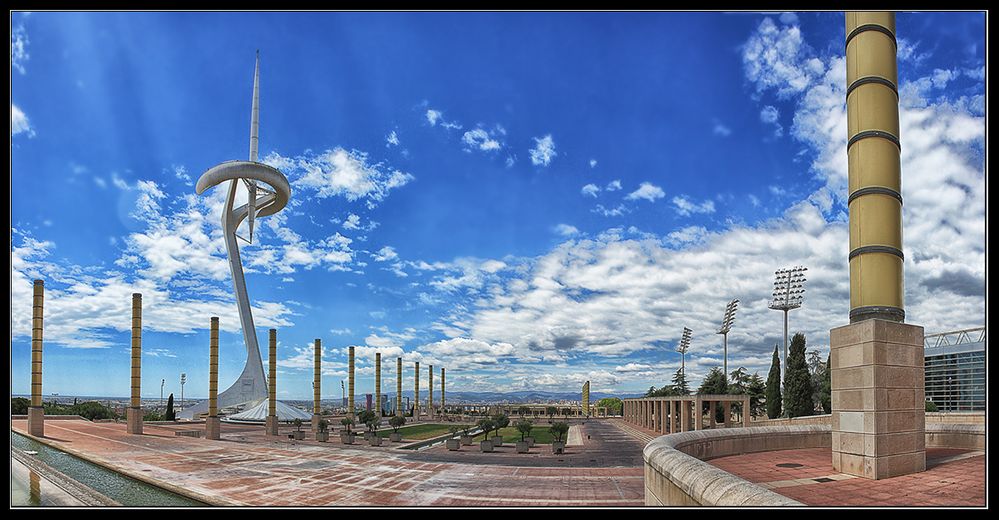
[
  {"xmin": 126, "ymin": 407, "xmax": 143, "ymax": 435},
  {"xmin": 312, "ymin": 414, "xmax": 321, "ymax": 432},
  {"xmin": 265, "ymin": 415, "xmax": 279, "ymax": 436},
  {"xmin": 206, "ymin": 416, "xmax": 221, "ymax": 440},
  {"xmin": 27, "ymin": 406, "xmax": 44, "ymax": 437},
  {"xmin": 831, "ymin": 319, "xmax": 926, "ymax": 480}
]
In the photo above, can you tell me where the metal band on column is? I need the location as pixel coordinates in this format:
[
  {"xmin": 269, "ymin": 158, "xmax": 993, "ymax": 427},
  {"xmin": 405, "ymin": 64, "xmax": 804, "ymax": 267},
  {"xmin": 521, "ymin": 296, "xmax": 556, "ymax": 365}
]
[
  {"xmin": 209, "ymin": 317, "xmax": 219, "ymax": 417},
  {"xmin": 846, "ymin": 11, "xmax": 905, "ymax": 323}
]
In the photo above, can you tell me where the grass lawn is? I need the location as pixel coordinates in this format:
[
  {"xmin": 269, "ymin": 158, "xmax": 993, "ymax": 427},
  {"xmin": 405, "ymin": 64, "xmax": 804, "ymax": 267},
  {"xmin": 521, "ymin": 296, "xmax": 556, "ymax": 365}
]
[
  {"xmin": 375, "ymin": 423, "xmax": 460, "ymax": 440},
  {"xmin": 474, "ymin": 425, "xmax": 562, "ymax": 444}
]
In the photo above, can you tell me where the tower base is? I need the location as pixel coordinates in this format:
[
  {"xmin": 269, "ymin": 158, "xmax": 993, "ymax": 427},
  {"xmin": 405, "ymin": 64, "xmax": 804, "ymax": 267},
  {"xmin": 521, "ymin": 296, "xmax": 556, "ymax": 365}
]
[
  {"xmin": 830, "ymin": 319, "xmax": 926, "ymax": 479},
  {"xmin": 126, "ymin": 406, "xmax": 143, "ymax": 435},
  {"xmin": 27, "ymin": 406, "xmax": 44, "ymax": 437},
  {"xmin": 206, "ymin": 416, "xmax": 221, "ymax": 440},
  {"xmin": 265, "ymin": 415, "xmax": 279, "ymax": 436}
]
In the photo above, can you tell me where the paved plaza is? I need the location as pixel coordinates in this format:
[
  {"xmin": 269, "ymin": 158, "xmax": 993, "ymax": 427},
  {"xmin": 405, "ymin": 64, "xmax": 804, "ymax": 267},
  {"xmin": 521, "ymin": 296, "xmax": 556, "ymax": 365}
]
[{"xmin": 11, "ymin": 418, "xmax": 646, "ymax": 506}]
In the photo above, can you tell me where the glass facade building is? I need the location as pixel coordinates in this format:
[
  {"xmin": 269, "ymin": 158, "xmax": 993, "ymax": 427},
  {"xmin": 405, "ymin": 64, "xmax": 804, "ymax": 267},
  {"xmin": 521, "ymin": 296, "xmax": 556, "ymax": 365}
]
[{"xmin": 924, "ymin": 328, "xmax": 985, "ymax": 412}]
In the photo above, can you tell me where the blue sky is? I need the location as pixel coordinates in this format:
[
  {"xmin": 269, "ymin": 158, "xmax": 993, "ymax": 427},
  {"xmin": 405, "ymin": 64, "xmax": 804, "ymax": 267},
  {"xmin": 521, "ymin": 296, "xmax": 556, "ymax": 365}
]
[{"xmin": 11, "ymin": 11, "xmax": 985, "ymax": 400}]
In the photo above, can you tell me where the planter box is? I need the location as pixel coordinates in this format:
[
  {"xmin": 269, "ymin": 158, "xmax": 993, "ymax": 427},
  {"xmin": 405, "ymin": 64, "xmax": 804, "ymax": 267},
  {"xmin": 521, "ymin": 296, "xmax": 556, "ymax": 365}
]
[
  {"xmin": 552, "ymin": 442, "xmax": 565, "ymax": 454},
  {"xmin": 491, "ymin": 437, "xmax": 503, "ymax": 447},
  {"xmin": 460, "ymin": 435, "xmax": 474, "ymax": 446},
  {"xmin": 390, "ymin": 432, "xmax": 403, "ymax": 443},
  {"xmin": 363, "ymin": 431, "xmax": 376, "ymax": 441},
  {"xmin": 446, "ymin": 438, "xmax": 461, "ymax": 451},
  {"xmin": 479, "ymin": 440, "xmax": 494, "ymax": 453},
  {"xmin": 292, "ymin": 430, "xmax": 305, "ymax": 440},
  {"xmin": 368, "ymin": 436, "xmax": 382, "ymax": 446},
  {"xmin": 525, "ymin": 436, "xmax": 535, "ymax": 447},
  {"xmin": 516, "ymin": 441, "xmax": 529, "ymax": 453},
  {"xmin": 340, "ymin": 433, "xmax": 355, "ymax": 444},
  {"xmin": 316, "ymin": 431, "xmax": 329, "ymax": 442}
]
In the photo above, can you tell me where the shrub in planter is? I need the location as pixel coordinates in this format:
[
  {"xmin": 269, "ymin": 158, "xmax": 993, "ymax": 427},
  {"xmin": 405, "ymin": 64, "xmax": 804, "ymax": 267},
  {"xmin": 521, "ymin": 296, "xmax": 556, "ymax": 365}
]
[
  {"xmin": 515, "ymin": 418, "xmax": 533, "ymax": 452},
  {"xmin": 316, "ymin": 419, "xmax": 330, "ymax": 442},
  {"xmin": 368, "ymin": 435, "xmax": 382, "ymax": 446},
  {"xmin": 460, "ymin": 424, "xmax": 474, "ymax": 445},
  {"xmin": 491, "ymin": 413, "xmax": 509, "ymax": 446},
  {"xmin": 479, "ymin": 439, "xmax": 494, "ymax": 452},
  {"xmin": 549, "ymin": 421, "xmax": 569, "ymax": 454},
  {"xmin": 389, "ymin": 415, "xmax": 406, "ymax": 442},
  {"xmin": 340, "ymin": 417, "xmax": 356, "ymax": 444},
  {"xmin": 292, "ymin": 418, "xmax": 306, "ymax": 440},
  {"xmin": 476, "ymin": 418, "xmax": 495, "ymax": 450}
]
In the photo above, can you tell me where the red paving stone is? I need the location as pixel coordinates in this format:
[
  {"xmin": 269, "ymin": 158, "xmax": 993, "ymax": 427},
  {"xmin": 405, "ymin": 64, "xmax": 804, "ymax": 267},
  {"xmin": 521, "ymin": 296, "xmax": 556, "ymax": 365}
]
[
  {"xmin": 11, "ymin": 419, "xmax": 644, "ymax": 507},
  {"xmin": 710, "ymin": 447, "xmax": 985, "ymax": 506}
]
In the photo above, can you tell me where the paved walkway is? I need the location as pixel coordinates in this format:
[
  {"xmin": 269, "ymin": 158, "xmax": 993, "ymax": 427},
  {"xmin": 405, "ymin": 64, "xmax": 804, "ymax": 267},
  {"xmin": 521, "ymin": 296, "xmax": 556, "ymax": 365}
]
[
  {"xmin": 12, "ymin": 419, "xmax": 644, "ymax": 506},
  {"xmin": 710, "ymin": 447, "xmax": 986, "ymax": 506}
]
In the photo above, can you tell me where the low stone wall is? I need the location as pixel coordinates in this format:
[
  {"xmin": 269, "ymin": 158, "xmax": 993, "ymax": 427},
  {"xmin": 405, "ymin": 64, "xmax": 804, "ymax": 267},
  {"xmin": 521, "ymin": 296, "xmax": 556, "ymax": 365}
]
[
  {"xmin": 749, "ymin": 411, "xmax": 982, "ymax": 428},
  {"xmin": 750, "ymin": 414, "xmax": 831, "ymax": 427},
  {"xmin": 644, "ymin": 426, "xmax": 830, "ymax": 506},
  {"xmin": 925, "ymin": 423, "xmax": 985, "ymax": 450},
  {"xmin": 11, "ymin": 414, "xmax": 87, "ymax": 421}
]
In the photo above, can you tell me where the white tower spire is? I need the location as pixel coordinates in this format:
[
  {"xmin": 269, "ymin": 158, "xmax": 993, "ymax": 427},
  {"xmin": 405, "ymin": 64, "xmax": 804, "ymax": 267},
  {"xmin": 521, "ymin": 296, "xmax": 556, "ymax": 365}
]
[{"xmin": 249, "ymin": 49, "xmax": 260, "ymax": 162}]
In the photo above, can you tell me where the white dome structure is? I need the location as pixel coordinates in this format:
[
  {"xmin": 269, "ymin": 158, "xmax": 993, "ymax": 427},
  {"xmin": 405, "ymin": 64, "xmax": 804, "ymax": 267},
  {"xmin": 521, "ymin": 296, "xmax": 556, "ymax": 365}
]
[{"xmin": 223, "ymin": 399, "xmax": 312, "ymax": 423}]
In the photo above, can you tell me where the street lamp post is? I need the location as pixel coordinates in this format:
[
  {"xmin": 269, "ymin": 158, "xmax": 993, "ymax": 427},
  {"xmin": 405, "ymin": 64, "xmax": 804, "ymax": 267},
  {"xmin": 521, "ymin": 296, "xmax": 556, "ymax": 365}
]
[
  {"xmin": 768, "ymin": 266, "xmax": 807, "ymax": 381},
  {"xmin": 160, "ymin": 378, "xmax": 165, "ymax": 410},
  {"xmin": 716, "ymin": 299, "xmax": 740, "ymax": 383}
]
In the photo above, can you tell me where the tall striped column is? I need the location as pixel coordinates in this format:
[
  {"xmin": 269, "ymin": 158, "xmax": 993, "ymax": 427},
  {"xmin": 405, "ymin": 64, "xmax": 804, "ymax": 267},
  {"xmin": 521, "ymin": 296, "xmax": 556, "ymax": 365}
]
[
  {"xmin": 396, "ymin": 357, "xmax": 403, "ymax": 417},
  {"xmin": 846, "ymin": 11, "xmax": 904, "ymax": 324},
  {"xmin": 127, "ymin": 293, "xmax": 143, "ymax": 434},
  {"xmin": 428, "ymin": 364, "xmax": 434, "ymax": 417},
  {"xmin": 313, "ymin": 338, "xmax": 322, "ymax": 431},
  {"xmin": 206, "ymin": 317, "xmax": 221, "ymax": 440},
  {"xmin": 347, "ymin": 346, "xmax": 355, "ymax": 419},
  {"xmin": 374, "ymin": 353, "xmax": 381, "ymax": 417},
  {"xmin": 266, "ymin": 329, "xmax": 278, "ymax": 435},
  {"xmin": 414, "ymin": 361, "xmax": 420, "ymax": 421},
  {"xmin": 440, "ymin": 367, "xmax": 445, "ymax": 414},
  {"xmin": 28, "ymin": 280, "xmax": 44, "ymax": 437},
  {"xmin": 832, "ymin": 11, "xmax": 925, "ymax": 481},
  {"xmin": 582, "ymin": 381, "xmax": 590, "ymax": 416}
]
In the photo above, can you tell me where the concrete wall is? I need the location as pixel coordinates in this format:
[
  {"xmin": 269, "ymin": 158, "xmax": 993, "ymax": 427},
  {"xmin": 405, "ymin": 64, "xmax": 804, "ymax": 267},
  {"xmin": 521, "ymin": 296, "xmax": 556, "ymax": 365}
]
[
  {"xmin": 925, "ymin": 423, "xmax": 985, "ymax": 450},
  {"xmin": 751, "ymin": 411, "xmax": 983, "ymax": 428}
]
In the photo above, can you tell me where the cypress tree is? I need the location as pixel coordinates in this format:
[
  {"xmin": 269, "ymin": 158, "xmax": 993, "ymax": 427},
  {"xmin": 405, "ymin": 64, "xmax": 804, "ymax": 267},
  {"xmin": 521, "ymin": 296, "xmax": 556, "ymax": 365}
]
[
  {"xmin": 165, "ymin": 393, "xmax": 175, "ymax": 421},
  {"xmin": 820, "ymin": 354, "xmax": 832, "ymax": 414},
  {"xmin": 784, "ymin": 333, "xmax": 815, "ymax": 417},
  {"xmin": 765, "ymin": 344, "xmax": 782, "ymax": 419}
]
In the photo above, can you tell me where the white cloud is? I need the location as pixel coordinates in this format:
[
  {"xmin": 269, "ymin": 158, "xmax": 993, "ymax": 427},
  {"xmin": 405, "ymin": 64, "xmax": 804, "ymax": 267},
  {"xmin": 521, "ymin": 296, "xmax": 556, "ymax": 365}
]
[
  {"xmin": 11, "ymin": 20, "xmax": 29, "ymax": 74},
  {"xmin": 742, "ymin": 17, "xmax": 823, "ymax": 99},
  {"xmin": 342, "ymin": 213, "xmax": 362, "ymax": 230},
  {"xmin": 666, "ymin": 226, "xmax": 708, "ymax": 246},
  {"xmin": 606, "ymin": 180, "xmax": 622, "ymax": 191},
  {"xmin": 274, "ymin": 148, "xmax": 414, "ymax": 208},
  {"xmin": 461, "ymin": 128, "xmax": 501, "ymax": 152},
  {"xmin": 425, "ymin": 109, "xmax": 442, "ymax": 126},
  {"xmin": 625, "ymin": 182, "xmax": 665, "ymax": 202},
  {"xmin": 581, "ymin": 183, "xmax": 600, "ymax": 198},
  {"xmin": 760, "ymin": 105, "xmax": 784, "ymax": 136},
  {"xmin": 529, "ymin": 134, "xmax": 557, "ymax": 166},
  {"xmin": 553, "ymin": 224, "xmax": 579, "ymax": 237},
  {"xmin": 372, "ymin": 246, "xmax": 398, "ymax": 262},
  {"xmin": 672, "ymin": 195, "xmax": 716, "ymax": 216},
  {"xmin": 173, "ymin": 165, "xmax": 192, "ymax": 186},
  {"xmin": 712, "ymin": 120, "xmax": 732, "ymax": 137},
  {"xmin": 386, "ymin": 130, "xmax": 400, "ymax": 147},
  {"xmin": 592, "ymin": 204, "xmax": 626, "ymax": 217},
  {"xmin": 11, "ymin": 104, "xmax": 33, "ymax": 137},
  {"xmin": 589, "ymin": 159, "xmax": 598, "ymax": 168},
  {"xmin": 779, "ymin": 12, "xmax": 799, "ymax": 25}
]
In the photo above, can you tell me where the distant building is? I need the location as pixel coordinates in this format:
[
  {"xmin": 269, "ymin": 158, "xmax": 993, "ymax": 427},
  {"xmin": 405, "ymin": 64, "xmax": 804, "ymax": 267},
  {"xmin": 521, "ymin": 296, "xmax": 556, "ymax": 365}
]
[{"xmin": 924, "ymin": 327, "xmax": 985, "ymax": 412}]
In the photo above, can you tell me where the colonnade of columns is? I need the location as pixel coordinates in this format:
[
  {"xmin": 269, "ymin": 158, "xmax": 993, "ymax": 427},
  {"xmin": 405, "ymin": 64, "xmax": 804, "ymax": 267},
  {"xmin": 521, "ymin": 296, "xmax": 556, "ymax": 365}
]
[{"xmin": 621, "ymin": 395, "xmax": 751, "ymax": 434}]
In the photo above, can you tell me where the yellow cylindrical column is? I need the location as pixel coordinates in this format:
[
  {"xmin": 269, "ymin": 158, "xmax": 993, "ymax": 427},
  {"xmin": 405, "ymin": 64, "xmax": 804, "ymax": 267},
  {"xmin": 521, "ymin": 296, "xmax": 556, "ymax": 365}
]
[
  {"xmin": 347, "ymin": 346, "xmax": 355, "ymax": 419},
  {"xmin": 266, "ymin": 328, "xmax": 278, "ymax": 435},
  {"xmin": 414, "ymin": 361, "xmax": 420, "ymax": 420},
  {"xmin": 440, "ymin": 367, "xmax": 445, "ymax": 413},
  {"xmin": 28, "ymin": 280, "xmax": 45, "ymax": 437},
  {"xmin": 582, "ymin": 381, "xmax": 590, "ymax": 416},
  {"xmin": 206, "ymin": 317, "xmax": 221, "ymax": 440},
  {"xmin": 428, "ymin": 364, "xmax": 434, "ymax": 417},
  {"xmin": 209, "ymin": 317, "xmax": 219, "ymax": 417},
  {"xmin": 846, "ymin": 11, "xmax": 904, "ymax": 323},
  {"xmin": 127, "ymin": 293, "xmax": 143, "ymax": 434},
  {"xmin": 396, "ymin": 357, "xmax": 403, "ymax": 417},
  {"xmin": 313, "ymin": 338, "xmax": 322, "ymax": 431},
  {"xmin": 375, "ymin": 353, "xmax": 381, "ymax": 417}
]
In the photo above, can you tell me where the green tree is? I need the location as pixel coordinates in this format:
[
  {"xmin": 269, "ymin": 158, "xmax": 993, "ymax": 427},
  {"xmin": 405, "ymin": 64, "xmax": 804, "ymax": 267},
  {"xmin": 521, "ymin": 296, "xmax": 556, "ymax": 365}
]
[
  {"xmin": 477, "ymin": 418, "xmax": 496, "ymax": 440},
  {"xmin": 71, "ymin": 401, "xmax": 117, "ymax": 421},
  {"xmin": 389, "ymin": 415, "xmax": 407, "ymax": 433},
  {"xmin": 165, "ymin": 393, "xmax": 176, "ymax": 421},
  {"xmin": 925, "ymin": 400, "xmax": 938, "ymax": 412},
  {"xmin": 595, "ymin": 397, "xmax": 623, "ymax": 415},
  {"xmin": 492, "ymin": 413, "xmax": 510, "ymax": 439},
  {"xmin": 746, "ymin": 372, "xmax": 767, "ymax": 418},
  {"xmin": 697, "ymin": 367, "xmax": 729, "ymax": 422},
  {"xmin": 784, "ymin": 333, "xmax": 815, "ymax": 418},
  {"xmin": 548, "ymin": 421, "xmax": 569, "ymax": 443},
  {"xmin": 728, "ymin": 367, "xmax": 750, "ymax": 394},
  {"xmin": 11, "ymin": 397, "xmax": 29, "ymax": 414},
  {"xmin": 820, "ymin": 354, "xmax": 832, "ymax": 414},
  {"xmin": 515, "ymin": 419, "xmax": 533, "ymax": 442},
  {"xmin": 765, "ymin": 345, "xmax": 782, "ymax": 419},
  {"xmin": 671, "ymin": 368, "xmax": 690, "ymax": 396}
]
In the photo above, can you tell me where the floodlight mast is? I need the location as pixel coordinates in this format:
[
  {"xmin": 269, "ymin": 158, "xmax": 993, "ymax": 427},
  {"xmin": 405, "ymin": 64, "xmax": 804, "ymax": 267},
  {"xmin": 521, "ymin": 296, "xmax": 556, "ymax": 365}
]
[
  {"xmin": 768, "ymin": 266, "xmax": 807, "ymax": 380},
  {"xmin": 676, "ymin": 327, "xmax": 693, "ymax": 379},
  {"xmin": 716, "ymin": 299, "xmax": 740, "ymax": 382}
]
